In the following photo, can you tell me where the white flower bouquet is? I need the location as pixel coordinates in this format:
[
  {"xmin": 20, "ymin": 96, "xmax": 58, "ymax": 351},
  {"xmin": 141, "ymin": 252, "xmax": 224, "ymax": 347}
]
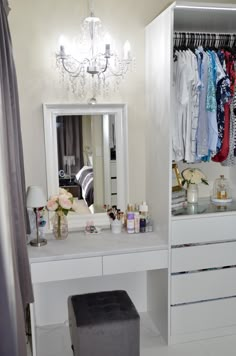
[
  {"xmin": 181, "ymin": 168, "xmax": 208, "ymax": 186},
  {"xmin": 46, "ymin": 188, "xmax": 79, "ymax": 216}
]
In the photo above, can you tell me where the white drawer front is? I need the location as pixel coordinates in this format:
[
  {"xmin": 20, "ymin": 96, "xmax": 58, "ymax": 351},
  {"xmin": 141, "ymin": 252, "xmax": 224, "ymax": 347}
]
[
  {"xmin": 31, "ymin": 257, "xmax": 102, "ymax": 283},
  {"xmin": 171, "ymin": 241, "xmax": 236, "ymax": 273},
  {"xmin": 110, "ymin": 162, "xmax": 117, "ymax": 177},
  {"xmin": 111, "ymin": 179, "xmax": 117, "ymax": 193},
  {"xmin": 172, "ymin": 215, "xmax": 236, "ymax": 245},
  {"xmin": 111, "ymin": 195, "xmax": 117, "ymax": 206},
  {"xmin": 171, "ymin": 297, "xmax": 236, "ymax": 337},
  {"xmin": 103, "ymin": 250, "xmax": 168, "ymax": 275},
  {"xmin": 171, "ymin": 267, "xmax": 236, "ymax": 305}
]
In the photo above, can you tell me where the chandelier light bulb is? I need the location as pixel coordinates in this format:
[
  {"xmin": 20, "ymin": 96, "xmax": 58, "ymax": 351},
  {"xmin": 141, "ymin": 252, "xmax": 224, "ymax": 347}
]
[
  {"xmin": 58, "ymin": 35, "xmax": 66, "ymax": 48},
  {"xmin": 123, "ymin": 40, "xmax": 131, "ymax": 60},
  {"xmin": 104, "ymin": 32, "xmax": 111, "ymax": 45}
]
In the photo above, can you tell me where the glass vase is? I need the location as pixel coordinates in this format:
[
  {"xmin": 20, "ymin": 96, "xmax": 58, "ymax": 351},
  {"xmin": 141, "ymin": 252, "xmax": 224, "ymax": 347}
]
[
  {"xmin": 187, "ymin": 183, "xmax": 198, "ymax": 204},
  {"xmin": 52, "ymin": 213, "xmax": 68, "ymax": 240}
]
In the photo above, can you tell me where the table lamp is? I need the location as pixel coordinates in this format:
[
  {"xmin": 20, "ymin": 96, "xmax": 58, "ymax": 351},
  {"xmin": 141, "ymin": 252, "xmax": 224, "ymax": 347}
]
[{"xmin": 26, "ymin": 185, "xmax": 47, "ymax": 247}]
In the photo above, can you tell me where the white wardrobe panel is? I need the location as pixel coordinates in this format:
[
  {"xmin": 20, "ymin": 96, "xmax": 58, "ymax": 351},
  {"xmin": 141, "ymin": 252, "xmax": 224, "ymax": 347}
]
[
  {"xmin": 145, "ymin": 4, "xmax": 174, "ymax": 243},
  {"xmin": 145, "ymin": 3, "xmax": 175, "ymax": 343}
]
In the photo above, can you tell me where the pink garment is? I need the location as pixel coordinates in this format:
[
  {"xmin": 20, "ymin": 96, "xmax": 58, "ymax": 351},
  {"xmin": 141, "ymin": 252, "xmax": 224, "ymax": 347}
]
[{"xmin": 212, "ymin": 103, "xmax": 230, "ymax": 162}]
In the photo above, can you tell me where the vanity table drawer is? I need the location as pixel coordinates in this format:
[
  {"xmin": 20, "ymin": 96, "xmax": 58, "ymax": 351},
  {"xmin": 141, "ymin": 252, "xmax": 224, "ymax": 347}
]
[
  {"xmin": 171, "ymin": 241, "xmax": 236, "ymax": 273},
  {"xmin": 172, "ymin": 215, "xmax": 236, "ymax": 245},
  {"xmin": 171, "ymin": 297, "xmax": 236, "ymax": 338},
  {"xmin": 31, "ymin": 256, "xmax": 102, "ymax": 283},
  {"xmin": 103, "ymin": 250, "xmax": 168, "ymax": 275},
  {"xmin": 171, "ymin": 267, "xmax": 236, "ymax": 305}
]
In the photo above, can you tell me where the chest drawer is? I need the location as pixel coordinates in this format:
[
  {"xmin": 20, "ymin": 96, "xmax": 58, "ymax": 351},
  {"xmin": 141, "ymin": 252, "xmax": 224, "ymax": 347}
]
[
  {"xmin": 103, "ymin": 249, "xmax": 168, "ymax": 275},
  {"xmin": 171, "ymin": 297, "xmax": 236, "ymax": 340},
  {"xmin": 111, "ymin": 178, "xmax": 117, "ymax": 193},
  {"xmin": 171, "ymin": 267, "xmax": 236, "ymax": 305},
  {"xmin": 171, "ymin": 241, "xmax": 236, "ymax": 273},
  {"xmin": 31, "ymin": 256, "xmax": 103, "ymax": 283},
  {"xmin": 172, "ymin": 215, "xmax": 236, "ymax": 245}
]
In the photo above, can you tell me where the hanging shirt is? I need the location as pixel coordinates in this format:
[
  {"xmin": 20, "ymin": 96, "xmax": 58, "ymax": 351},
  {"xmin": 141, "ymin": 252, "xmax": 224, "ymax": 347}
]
[
  {"xmin": 212, "ymin": 51, "xmax": 233, "ymax": 163},
  {"xmin": 212, "ymin": 103, "xmax": 230, "ymax": 162},
  {"xmin": 222, "ymin": 100, "xmax": 236, "ymax": 166},
  {"xmin": 195, "ymin": 47, "xmax": 209, "ymax": 157},
  {"xmin": 185, "ymin": 50, "xmax": 200, "ymax": 163},
  {"xmin": 205, "ymin": 51, "xmax": 218, "ymax": 155},
  {"xmin": 233, "ymin": 85, "xmax": 236, "ymax": 157},
  {"xmin": 172, "ymin": 50, "xmax": 192, "ymax": 161},
  {"xmin": 172, "ymin": 50, "xmax": 200, "ymax": 162},
  {"xmin": 234, "ymin": 85, "xmax": 236, "ymax": 116},
  {"xmin": 214, "ymin": 51, "xmax": 231, "ymax": 152},
  {"xmin": 172, "ymin": 51, "xmax": 187, "ymax": 161}
]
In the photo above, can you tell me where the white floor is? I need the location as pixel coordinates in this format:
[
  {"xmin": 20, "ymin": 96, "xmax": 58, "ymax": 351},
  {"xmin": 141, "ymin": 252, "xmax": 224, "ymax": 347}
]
[{"xmin": 27, "ymin": 314, "xmax": 236, "ymax": 356}]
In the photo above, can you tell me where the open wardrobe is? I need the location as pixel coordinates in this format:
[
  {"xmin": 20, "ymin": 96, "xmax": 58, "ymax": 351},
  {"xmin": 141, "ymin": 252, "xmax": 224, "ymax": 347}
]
[{"xmin": 146, "ymin": 1, "xmax": 236, "ymax": 345}]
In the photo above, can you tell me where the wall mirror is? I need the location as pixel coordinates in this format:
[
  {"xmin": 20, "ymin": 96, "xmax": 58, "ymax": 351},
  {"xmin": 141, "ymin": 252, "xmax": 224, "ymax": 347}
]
[{"xmin": 43, "ymin": 103, "xmax": 128, "ymax": 229}]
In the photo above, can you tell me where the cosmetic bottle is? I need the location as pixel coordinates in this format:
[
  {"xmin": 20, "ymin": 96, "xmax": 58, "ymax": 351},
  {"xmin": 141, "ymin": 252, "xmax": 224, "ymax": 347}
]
[
  {"xmin": 139, "ymin": 202, "xmax": 148, "ymax": 219},
  {"xmin": 134, "ymin": 212, "xmax": 140, "ymax": 233},
  {"xmin": 127, "ymin": 211, "xmax": 135, "ymax": 234},
  {"xmin": 140, "ymin": 218, "xmax": 146, "ymax": 233}
]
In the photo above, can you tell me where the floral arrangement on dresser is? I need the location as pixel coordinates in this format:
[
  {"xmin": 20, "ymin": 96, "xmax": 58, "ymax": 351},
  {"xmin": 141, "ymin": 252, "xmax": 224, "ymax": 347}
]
[
  {"xmin": 181, "ymin": 168, "xmax": 208, "ymax": 187},
  {"xmin": 46, "ymin": 188, "xmax": 79, "ymax": 239},
  {"xmin": 46, "ymin": 188, "xmax": 79, "ymax": 215}
]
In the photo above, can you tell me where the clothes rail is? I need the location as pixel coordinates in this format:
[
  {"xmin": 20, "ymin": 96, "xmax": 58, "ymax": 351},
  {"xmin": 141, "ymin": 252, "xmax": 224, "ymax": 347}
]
[{"xmin": 174, "ymin": 31, "xmax": 236, "ymax": 49}]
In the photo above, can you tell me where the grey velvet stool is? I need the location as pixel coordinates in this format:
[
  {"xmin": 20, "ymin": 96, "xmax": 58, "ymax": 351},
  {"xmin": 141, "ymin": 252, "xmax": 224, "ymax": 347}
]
[{"xmin": 68, "ymin": 290, "xmax": 140, "ymax": 356}]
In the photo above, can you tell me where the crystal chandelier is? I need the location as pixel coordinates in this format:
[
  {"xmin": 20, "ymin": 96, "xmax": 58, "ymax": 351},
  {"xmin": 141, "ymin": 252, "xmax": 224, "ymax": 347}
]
[{"xmin": 56, "ymin": 9, "xmax": 134, "ymax": 102}]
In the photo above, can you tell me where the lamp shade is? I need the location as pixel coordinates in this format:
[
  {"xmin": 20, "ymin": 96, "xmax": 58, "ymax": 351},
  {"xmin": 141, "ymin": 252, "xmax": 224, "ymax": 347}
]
[{"xmin": 26, "ymin": 186, "xmax": 47, "ymax": 208}]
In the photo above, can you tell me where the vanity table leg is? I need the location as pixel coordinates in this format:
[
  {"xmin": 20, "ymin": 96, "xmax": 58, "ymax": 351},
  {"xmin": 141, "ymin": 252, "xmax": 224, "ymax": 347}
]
[{"xmin": 30, "ymin": 302, "xmax": 37, "ymax": 356}]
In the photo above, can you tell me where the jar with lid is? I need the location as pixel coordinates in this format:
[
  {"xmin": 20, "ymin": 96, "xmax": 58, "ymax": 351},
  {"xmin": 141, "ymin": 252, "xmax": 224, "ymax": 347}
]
[
  {"xmin": 211, "ymin": 175, "xmax": 232, "ymax": 203},
  {"xmin": 139, "ymin": 202, "xmax": 148, "ymax": 218}
]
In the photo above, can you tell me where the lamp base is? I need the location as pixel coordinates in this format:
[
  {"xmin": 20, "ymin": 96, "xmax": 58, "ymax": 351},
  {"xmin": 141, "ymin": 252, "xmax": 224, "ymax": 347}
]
[{"xmin": 30, "ymin": 238, "xmax": 47, "ymax": 247}]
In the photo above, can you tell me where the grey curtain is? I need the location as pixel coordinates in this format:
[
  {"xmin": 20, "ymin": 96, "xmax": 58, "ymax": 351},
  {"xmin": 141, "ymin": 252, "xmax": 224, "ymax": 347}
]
[
  {"xmin": 57, "ymin": 115, "xmax": 84, "ymax": 175},
  {"xmin": 0, "ymin": 1, "xmax": 33, "ymax": 356}
]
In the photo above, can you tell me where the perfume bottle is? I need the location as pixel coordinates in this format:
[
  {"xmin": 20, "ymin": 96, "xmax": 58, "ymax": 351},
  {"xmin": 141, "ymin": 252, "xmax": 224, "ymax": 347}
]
[{"xmin": 212, "ymin": 175, "xmax": 232, "ymax": 202}]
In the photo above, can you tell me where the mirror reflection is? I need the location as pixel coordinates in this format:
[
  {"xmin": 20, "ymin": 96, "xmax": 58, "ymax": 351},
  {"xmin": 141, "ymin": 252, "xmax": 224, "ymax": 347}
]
[{"xmin": 56, "ymin": 114, "xmax": 117, "ymax": 214}]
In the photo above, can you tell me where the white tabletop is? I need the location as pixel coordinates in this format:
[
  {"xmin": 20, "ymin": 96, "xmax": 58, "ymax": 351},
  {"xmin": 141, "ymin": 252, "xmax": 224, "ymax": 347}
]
[{"xmin": 28, "ymin": 229, "xmax": 167, "ymax": 263}]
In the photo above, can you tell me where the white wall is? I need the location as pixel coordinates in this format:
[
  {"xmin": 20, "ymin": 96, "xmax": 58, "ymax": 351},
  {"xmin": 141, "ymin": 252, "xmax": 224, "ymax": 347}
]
[{"xmin": 8, "ymin": 0, "xmax": 231, "ymax": 204}]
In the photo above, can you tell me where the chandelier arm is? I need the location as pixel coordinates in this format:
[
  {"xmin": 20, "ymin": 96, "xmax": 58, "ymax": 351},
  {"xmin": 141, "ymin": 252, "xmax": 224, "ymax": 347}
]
[
  {"xmin": 99, "ymin": 58, "xmax": 109, "ymax": 74},
  {"xmin": 105, "ymin": 62, "xmax": 130, "ymax": 77},
  {"xmin": 60, "ymin": 57, "xmax": 91, "ymax": 77},
  {"xmin": 61, "ymin": 60, "xmax": 83, "ymax": 77}
]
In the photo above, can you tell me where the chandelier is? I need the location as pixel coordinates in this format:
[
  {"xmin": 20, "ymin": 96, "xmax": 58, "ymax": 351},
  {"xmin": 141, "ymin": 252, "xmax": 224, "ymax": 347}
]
[{"xmin": 56, "ymin": 10, "xmax": 134, "ymax": 101}]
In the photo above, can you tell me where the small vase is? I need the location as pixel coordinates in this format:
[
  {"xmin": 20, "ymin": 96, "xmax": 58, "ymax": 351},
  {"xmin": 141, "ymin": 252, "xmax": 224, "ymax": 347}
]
[
  {"xmin": 187, "ymin": 183, "xmax": 198, "ymax": 204},
  {"xmin": 52, "ymin": 213, "xmax": 68, "ymax": 240}
]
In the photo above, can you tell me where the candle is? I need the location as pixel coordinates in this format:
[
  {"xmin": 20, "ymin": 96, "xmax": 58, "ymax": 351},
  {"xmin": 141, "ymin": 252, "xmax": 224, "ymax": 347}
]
[
  {"xmin": 123, "ymin": 40, "xmax": 131, "ymax": 60},
  {"xmin": 105, "ymin": 44, "xmax": 110, "ymax": 57}
]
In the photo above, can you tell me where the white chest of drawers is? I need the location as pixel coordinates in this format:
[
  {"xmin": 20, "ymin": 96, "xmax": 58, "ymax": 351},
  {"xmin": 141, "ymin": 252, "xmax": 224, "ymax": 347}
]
[{"xmin": 170, "ymin": 210, "xmax": 236, "ymax": 344}]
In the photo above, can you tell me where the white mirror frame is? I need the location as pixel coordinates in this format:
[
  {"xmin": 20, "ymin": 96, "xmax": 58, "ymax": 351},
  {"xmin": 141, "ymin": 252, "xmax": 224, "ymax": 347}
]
[{"xmin": 43, "ymin": 103, "xmax": 129, "ymax": 230}]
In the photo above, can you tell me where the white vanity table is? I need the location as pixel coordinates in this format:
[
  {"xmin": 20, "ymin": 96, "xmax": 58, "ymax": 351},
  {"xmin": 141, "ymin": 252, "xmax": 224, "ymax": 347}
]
[{"xmin": 28, "ymin": 230, "xmax": 168, "ymax": 356}]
